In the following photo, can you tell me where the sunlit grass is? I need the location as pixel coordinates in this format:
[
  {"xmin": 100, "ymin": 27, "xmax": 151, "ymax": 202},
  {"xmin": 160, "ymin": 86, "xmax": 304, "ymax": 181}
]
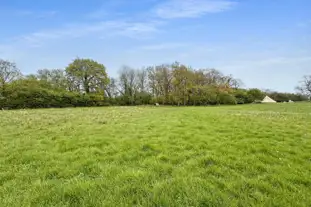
[{"xmin": 1, "ymin": 103, "xmax": 311, "ymax": 206}]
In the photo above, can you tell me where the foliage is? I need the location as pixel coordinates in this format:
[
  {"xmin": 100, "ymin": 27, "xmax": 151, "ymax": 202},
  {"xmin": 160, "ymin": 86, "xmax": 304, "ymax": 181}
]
[
  {"xmin": 37, "ymin": 68, "xmax": 68, "ymax": 89},
  {"xmin": 267, "ymin": 91, "xmax": 308, "ymax": 102},
  {"xmin": 0, "ymin": 59, "xmax": 308, "ymax": 109},
  {"xmin": 66, "ymin": 58, "xmax": 109, "ymax": 93},
  {"xmin": 1, "ymin": 78, "xmax": 105, "ymax": 109},
  {"xmin": 246, "ymin": 88, "xmax": 265, "ymax": 103},
  {"xmin": 234, "ymin": 89, "xmax": 248, "ymax": 104}
]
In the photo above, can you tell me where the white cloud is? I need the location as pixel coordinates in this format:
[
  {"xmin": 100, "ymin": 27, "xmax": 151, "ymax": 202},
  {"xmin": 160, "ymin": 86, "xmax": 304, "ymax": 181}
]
[
  {"xmin": 12, "ymin": 20, "xmax": 162, "ymax": 47},
  {"xmin": 8, "ymin": 0, "xmax": 236, "ymax": 49},
  {"xmin": 154, "ymin": 0, "xmax": 236, "ymax": 19},
  {"xmin": 113, "ymin": 21, "xmax": 164, "ymax": 38}
]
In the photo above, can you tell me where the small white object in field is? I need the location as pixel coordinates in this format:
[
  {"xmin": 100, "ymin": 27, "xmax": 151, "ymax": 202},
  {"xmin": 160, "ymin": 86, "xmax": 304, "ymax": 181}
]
[
  {"xmin": 155, "ymin": 103, "xmax": 159, "ymax": 106},
  {"xmin": 261, "ymin": 96, "xmax": 277, "ymax": 103}
]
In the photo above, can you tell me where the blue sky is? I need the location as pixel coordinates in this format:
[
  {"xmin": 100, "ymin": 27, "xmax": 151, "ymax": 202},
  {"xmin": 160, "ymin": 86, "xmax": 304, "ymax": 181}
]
[{"xmin": 0, "ymin": 0, "xmax": 310, "ymax": 92}]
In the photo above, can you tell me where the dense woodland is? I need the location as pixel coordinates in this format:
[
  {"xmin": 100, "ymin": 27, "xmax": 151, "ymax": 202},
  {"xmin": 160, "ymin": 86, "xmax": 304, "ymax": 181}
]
[{"xmin": 0, "ymin": 58, "xmax": 310, "ymax": 109}]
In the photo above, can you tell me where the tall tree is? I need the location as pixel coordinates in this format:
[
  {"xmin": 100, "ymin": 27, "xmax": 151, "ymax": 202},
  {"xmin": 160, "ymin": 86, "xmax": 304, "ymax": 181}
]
[
  {"xmin": 225, "ymin": 75, "xmax": 244, "ymax": 89},
  {"xmin": 296, "ymin": 75, "xmax": 311, "ymax": 99},
  {"xmin": 105, "ymin": 77, "xmax": 118, "ymax": 98},
  {"xmin": 172, "ymin": 63, "xmax": 193, "ymax": 105},
  {"xmin": 66, "ymin": 58, "xmax": 109, "ymax": 93},
  {"xmin": 0, "ymin": 59, "xmax": 22, "ymax": 96},
  {"xmin": 118, "ymin": 66, "xmax": 137, "ymax": 105},
  {"xmin": 136, "ymin": 68, "xmax": 148, "ymax": 93},
  {"xmin": 147, "ymin": 64, "xmax": 173, "ymax": 103},
  {"xmin": 37, "ymin": 69, "xmax": 67, "ymax": 89}
]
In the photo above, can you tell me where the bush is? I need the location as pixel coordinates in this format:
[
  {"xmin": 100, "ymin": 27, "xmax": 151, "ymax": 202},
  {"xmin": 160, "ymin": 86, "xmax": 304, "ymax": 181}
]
[
  {"xmin": 247, "ymin": 88, "xmax": 265, "ymax": 103},
  {"xmin": 1, "ymin": 79, "xmax": 108, "ymax": 109},
  {"xmin": 218, "ymin": 92, "xmax": 237, "ymax": 105},
  {"xmin": 234, "ymin": 89, "xmax": 249, "ymax": 104}
]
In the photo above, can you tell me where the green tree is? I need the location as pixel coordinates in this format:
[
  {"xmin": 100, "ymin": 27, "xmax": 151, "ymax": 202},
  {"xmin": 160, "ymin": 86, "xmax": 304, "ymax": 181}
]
[
  {"xmin": 172, "ymin": 63, "xmax": 193, "ymax": 105},
  {"xmin": 0, "ymin": 59, "xmax": 22, "ymax": 96},
  {"xmin": 234, "ymin": 89, "xmax": 248, "ymax": 104},
  {"xmin": 66, "ymin": 58, "xmax": 109, "ymax": 93},
  {"xmin": 247, "ymin": 88, "xmax": 265, "ymax": 103},
  {"xmin": 118, "ymin": 66, "xmax": 137, "ymax": 105},
  {"xmin": 147, "ymin": 64, "xmax": 173, "ymax": 104},
  {"xmin": 3, "ymin": 78, "xmax": 57, "ymax": 109}
]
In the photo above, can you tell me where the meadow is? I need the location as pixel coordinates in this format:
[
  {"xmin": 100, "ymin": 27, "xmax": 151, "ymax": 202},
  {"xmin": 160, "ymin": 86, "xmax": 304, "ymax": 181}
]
[{"xmin": 1, "ymin": 103, "xmax": 311, "ymax": 207}]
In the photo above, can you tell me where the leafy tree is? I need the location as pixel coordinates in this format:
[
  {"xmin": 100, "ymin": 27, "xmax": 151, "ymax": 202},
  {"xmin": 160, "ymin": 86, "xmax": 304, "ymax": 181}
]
[
  {"xmin": 247, "ymin": 88, "xmax": 265, "ymax": 103},
  {"xmin": 147, "ymin": 64, "xmax": 173, "ymax": 104},
  {"xmin": 266, "ymin": 90, "xmax": 309, "ymax": 102},
  {"xmin": 118, "ymin": 66, "xmax": 137, "ymax": 105},
  {"xmin": 218, "ymin": 91, "xmax": 237, "ymax": 105},
  {"xmin": 66, "ymin": 58, "xmax": 109, "ymax": 93},
  {"xmin": 135, "ymin": 91, "xmax": 152, "ymax": 105},
  {"xmin": 172, "ymin": 63, "xmax": 193, "ymax": 105},
  {"xmin": 0, "ymin": 59, "xmax": 22, "ymax": 96},
  {"xmin": 234, "ymin": 89, "xmax": 248, "ymax": 104},
  {"xmin": 4, "ymin": 59, "xmax": 308, "ymax": 109}
]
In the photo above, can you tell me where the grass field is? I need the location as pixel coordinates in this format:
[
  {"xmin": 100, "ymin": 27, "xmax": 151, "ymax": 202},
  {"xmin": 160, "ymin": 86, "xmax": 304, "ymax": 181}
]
[{"xmin": 1, "ymin": 103, "xmax": 311, "ymax": 207}]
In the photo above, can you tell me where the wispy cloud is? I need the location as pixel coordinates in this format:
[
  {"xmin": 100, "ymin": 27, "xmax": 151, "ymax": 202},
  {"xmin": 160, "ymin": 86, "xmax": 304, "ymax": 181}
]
[
  {"xmin": 113, "ymin": 21, "xmax": 164, "ymax": 38},
  {"xmin": 34, "ymin": 11, "xmax": 58, "ymax": 19},
  {"xmin": 154, "ymin": 0, "xmax": 236, "ymax": 19},
  {"xmin": 86, "ymin": 0, "xmax": 127, "ymax": 19},
  {"xmin": 0, "ymin": 9, "xmax": 57, "ymax": 19},
  {"xmin": 139, "ymin": 42, "xmax": 189, "ymax": 50},
  {"xmin": 11, "ymin": 0, "xmax": 236, "ymax": 49},
  {"xmin": 14, "ymin": 20, "xmax": 163, "ymax": 47}
]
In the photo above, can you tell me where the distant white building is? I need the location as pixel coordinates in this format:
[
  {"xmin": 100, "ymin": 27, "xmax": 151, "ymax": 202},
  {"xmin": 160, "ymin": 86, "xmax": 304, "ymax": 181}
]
[{"xmin": 261, "ymin": 96, "xmax": 277, "ymax": 103}]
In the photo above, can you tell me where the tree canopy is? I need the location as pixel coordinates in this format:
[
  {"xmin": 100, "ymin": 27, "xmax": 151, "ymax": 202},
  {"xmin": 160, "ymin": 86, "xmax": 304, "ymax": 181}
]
[
  {"xmin": 0, "ymin": 58, "xmax": 308, "ymax": 109},
  {"xmin": 66, "ymin": 58, "xmax": 109, "ymax": 93}
]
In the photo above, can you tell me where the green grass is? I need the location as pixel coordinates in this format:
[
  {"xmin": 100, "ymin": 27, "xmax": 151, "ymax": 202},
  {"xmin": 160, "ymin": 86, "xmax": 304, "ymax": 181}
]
[{"xmin": 1, "ymin": 103, "xmax": 311, "ymax": 207}]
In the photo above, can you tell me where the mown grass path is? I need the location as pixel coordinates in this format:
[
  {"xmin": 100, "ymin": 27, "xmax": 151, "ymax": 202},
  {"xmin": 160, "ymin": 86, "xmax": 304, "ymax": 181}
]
[{"xmin": 1, "ymin": 103, "xmax": 311, "ymax": 206}]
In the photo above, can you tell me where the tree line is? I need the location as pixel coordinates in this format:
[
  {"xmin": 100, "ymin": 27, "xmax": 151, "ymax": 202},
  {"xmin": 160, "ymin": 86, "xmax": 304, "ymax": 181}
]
[{"xmin": 0, "ymin": 58, "xmax": 309, "ymax": 109}]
